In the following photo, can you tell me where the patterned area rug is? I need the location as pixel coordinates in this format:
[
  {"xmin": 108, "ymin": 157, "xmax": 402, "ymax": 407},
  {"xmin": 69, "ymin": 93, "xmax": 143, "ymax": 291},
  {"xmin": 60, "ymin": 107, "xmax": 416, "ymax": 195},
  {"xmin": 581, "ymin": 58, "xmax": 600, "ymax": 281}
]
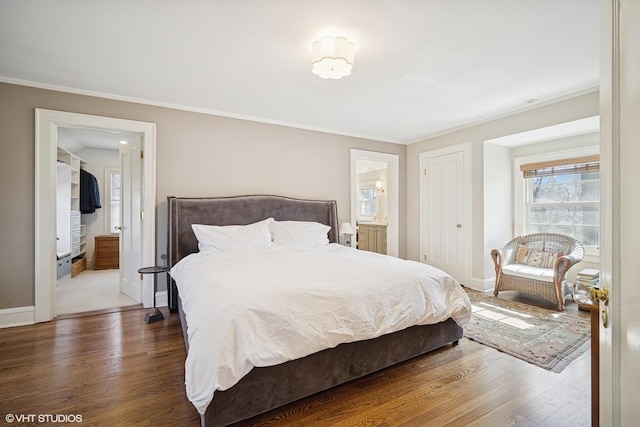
[{"xmin": 464, "ymin": 292, "xmax": 591, "ymax": 372}]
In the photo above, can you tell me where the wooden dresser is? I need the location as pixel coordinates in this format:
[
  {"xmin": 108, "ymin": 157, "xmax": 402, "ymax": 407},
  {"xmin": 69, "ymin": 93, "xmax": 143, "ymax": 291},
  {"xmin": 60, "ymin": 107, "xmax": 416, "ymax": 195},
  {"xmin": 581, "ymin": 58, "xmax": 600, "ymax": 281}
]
[
  {"xmin": 357, "ymin": 223, "xmax": 387, "ymax": 255},
  {"xmin": 94, "ymin": 235, "xmax": 119, "ymax": 270}
]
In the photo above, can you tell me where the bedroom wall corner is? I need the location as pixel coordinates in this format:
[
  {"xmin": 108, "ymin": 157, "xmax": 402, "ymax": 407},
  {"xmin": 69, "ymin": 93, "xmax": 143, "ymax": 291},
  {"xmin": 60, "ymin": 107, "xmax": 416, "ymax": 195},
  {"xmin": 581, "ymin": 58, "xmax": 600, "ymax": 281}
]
[{"xmin": 405, "ymin": 90, "xmax": 599, "ymax": 285}]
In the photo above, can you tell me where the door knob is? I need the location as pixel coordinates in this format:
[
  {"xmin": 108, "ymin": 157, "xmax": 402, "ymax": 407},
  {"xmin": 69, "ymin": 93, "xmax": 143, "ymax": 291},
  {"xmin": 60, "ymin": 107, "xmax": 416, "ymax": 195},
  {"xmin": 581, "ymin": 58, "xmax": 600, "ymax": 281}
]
[
  {"xmin": 115, "ymin": 226, "xmax": 123, "ymax": 231},
  {"xmin": 589, "ymin": 286, "xmax": 609, "ymax": 306},
  {"xmin": 456, "ymin": 224, "xmax": 462, "ymax": 228}
]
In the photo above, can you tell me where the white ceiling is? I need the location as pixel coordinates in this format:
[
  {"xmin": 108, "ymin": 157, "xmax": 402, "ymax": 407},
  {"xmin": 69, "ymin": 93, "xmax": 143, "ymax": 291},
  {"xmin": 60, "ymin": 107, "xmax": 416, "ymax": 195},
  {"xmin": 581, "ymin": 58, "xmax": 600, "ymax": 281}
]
[{"xmin": 0, "ymin": 1, "xmax": 599, "ymax": 144}]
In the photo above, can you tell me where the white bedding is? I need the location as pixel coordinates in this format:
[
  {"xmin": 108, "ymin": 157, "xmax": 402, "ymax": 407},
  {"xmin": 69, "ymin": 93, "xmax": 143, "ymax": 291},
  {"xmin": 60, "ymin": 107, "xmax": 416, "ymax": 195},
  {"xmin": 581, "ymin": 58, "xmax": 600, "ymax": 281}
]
[{"xmin": 170, "ymin": 244, "xmax": 472, "ymax": 415}]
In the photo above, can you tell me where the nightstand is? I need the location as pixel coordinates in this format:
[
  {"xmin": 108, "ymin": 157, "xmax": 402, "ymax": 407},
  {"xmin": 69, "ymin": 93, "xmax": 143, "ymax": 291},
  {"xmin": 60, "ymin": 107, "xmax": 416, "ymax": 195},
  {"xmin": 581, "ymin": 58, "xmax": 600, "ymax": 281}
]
[{"xmin": 138, "ymin": 265, "xmax": 169, "ymax": 323}]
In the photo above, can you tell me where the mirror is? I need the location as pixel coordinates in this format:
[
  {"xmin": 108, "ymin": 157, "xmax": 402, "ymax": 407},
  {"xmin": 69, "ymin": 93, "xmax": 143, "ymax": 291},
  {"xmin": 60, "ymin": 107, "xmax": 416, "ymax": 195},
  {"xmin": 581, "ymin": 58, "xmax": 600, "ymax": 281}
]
[{"xmin": 350, "ymin": 149, "xmax": 399, "ymax": 257}]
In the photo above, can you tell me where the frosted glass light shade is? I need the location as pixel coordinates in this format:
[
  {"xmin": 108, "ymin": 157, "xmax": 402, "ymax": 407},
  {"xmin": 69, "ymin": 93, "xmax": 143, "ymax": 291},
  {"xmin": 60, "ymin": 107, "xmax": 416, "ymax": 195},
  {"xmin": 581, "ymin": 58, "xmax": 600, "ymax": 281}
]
[
  {"xmin": 311, "ymin": 36, "xmax": 354, "ymax": 79},
  {"xmin": 339, "ymin": 222, "xmax": 355, "ymax": 235}
]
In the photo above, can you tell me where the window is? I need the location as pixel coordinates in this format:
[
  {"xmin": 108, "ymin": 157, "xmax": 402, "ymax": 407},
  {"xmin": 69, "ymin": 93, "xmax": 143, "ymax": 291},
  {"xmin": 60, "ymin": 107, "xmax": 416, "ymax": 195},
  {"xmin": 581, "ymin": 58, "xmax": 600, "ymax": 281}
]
[
  {"xmin": 104, "ymin": 166, "xmax": 120, "ymax": 234},
  {"xmin": 522, "ymin": 155, "xmax": 599, "ymax": 251},
  {"xmin": 359, "ymin": 187, "xmax": 378, "ymax": 216}
]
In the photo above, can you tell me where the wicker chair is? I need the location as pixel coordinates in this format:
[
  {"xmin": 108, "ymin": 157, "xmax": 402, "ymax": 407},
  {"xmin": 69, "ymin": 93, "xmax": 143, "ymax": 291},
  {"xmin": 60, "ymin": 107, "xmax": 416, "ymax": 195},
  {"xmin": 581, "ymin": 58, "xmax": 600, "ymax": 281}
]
[{"xmin": 491, "ymin": 233, "xmax": 584, "ymax": 310}]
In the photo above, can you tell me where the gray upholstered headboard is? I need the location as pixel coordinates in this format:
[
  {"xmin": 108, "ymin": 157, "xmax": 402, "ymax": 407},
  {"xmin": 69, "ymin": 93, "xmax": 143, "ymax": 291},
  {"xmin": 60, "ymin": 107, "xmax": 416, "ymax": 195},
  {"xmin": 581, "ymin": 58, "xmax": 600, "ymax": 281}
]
[{"xmin": 167, "ymin": 195, "xmax": 339, "ymax": 312}]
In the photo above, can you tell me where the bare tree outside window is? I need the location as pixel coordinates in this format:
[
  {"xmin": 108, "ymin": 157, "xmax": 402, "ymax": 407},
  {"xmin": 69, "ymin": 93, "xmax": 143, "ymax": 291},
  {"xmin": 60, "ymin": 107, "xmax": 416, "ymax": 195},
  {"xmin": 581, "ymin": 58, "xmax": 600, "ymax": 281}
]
[{"xmin": 527, "ymin": 170, "xmax": 599, "ymax": 247}]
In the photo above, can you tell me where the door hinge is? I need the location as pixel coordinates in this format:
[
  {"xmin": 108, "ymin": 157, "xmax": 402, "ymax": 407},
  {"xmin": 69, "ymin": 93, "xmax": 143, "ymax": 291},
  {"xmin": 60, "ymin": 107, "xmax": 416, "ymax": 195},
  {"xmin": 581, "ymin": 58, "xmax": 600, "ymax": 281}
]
[
  {"xmin": 140, "ymin": 211, "xmax": 144, "ymax": 220},
  {"xmin": 424, "ymin": 254, "xmax": 427, "ymax": 261},
  {"xmin": 140, "ymin": 150, "xmax": 144, "ymax": 158},
  {"xmin": 424, "ymin": 168, "xmax": 427, "ymax": 175}
]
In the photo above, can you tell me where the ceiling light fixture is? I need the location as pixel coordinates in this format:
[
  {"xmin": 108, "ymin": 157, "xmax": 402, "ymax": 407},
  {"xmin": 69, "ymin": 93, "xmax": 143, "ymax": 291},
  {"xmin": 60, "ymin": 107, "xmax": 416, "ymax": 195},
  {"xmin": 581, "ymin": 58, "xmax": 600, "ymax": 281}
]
[{"xmin": 311, "ymin": 36, "xmax": 354, "ymax": 79}]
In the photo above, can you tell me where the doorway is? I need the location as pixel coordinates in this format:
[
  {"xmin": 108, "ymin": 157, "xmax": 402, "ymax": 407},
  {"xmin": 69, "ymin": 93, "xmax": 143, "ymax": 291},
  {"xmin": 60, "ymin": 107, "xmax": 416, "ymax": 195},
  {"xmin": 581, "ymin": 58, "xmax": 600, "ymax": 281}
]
[
  {"xmin": 35, "ymin": 109, "xmax": 157, "ymax": 322},
  {"xmin": 350, "ymin": 149, "xmax": 399, "ymax": 257},
  {"xmin": 55, "ymin": 128, "xmax": 140, "ymax": 315}
]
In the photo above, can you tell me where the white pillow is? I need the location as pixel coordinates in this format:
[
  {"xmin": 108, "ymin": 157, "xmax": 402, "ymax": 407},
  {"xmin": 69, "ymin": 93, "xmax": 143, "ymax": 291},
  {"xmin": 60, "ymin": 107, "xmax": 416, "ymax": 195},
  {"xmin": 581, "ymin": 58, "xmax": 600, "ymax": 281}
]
[
  {"xmin": 269, "ymin": 220, "xmax": 330, "ymax": 247},
  {"xmin": 192, "ymin": 218, "xmax": 273, "ymax": 253}
]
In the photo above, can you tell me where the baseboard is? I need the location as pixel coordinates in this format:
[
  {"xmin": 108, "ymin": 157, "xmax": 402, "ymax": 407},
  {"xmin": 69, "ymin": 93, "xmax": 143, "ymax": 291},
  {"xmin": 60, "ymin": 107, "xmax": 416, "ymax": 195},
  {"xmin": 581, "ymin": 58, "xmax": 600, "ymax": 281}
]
[
  {"xmin": 465, "ymin": 277, "xmax": 495, "ymax": 293},
  {"xmin": 0, "ymin": 306, "xmax": 35, "ymax": 329},
  {"xmin": 155, "ymin": 291, "xmax": 168, "ymax": 308}
]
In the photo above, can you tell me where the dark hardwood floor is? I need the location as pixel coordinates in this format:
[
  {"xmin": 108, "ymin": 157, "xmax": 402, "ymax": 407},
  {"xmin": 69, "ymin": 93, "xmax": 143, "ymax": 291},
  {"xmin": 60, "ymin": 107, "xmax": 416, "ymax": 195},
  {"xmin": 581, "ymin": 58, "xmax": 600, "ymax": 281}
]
[{"xmin": 0, "ymin": 294, "xmax": 591, "ymax": 427}]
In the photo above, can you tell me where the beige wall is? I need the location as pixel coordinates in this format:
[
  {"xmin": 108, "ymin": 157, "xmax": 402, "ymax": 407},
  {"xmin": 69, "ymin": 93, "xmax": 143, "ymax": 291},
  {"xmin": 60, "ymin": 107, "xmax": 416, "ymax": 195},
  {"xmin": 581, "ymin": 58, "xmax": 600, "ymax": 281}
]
[
  {"xmin": 0, "ymin": 82, "xmax": 406, "ymax": 310},
  {"xmin": 406, "ymin": 91, "xmax": 600, "ymax": 288}
]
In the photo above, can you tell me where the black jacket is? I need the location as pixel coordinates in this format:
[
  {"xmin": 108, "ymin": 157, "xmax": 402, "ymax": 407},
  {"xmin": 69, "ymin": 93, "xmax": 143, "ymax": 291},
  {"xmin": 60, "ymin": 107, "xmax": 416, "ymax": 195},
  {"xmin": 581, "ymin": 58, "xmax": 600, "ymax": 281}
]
[{"xmin": 80, "ymin": 169, "xmax": 102, "ymax": 214}]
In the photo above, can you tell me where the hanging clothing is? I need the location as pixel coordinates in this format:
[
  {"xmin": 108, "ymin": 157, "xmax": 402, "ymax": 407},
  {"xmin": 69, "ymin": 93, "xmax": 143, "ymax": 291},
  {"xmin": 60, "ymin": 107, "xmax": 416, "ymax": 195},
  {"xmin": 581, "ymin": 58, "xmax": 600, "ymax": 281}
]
[{"xmin": 80, "ymin": 169, "xmax": 102, "ymax": 214}]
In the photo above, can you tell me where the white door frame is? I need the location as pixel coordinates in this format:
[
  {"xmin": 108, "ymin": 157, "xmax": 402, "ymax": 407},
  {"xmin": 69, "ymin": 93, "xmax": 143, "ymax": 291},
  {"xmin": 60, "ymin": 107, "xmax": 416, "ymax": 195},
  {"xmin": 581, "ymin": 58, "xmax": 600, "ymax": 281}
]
[
  {"xmin": 34, "ymin": 109, "xmax": 156, "ymax": 322},
  {"xmin": 419, "ymin": 143, "xmax": 471, "ymax": 287},
  {"xmin": 350, "ymin": 149, "xmax": 399, "ymax": 257}
]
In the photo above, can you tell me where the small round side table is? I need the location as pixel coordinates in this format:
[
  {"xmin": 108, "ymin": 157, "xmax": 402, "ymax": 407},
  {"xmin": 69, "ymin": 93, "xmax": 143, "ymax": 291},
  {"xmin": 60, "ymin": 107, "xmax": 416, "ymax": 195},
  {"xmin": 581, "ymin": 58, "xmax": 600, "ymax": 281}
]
[{"xmin": 138, "ymin": 265, "xmax": 170, "ymax": 323}]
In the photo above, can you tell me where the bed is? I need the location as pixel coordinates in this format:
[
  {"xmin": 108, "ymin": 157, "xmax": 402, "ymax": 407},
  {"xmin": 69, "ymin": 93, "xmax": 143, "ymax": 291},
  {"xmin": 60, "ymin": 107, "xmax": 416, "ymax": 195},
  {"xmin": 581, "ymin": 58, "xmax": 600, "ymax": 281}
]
[{"xmin": 167, "ymin": 195, "xmax": 471, "ymax": 426}]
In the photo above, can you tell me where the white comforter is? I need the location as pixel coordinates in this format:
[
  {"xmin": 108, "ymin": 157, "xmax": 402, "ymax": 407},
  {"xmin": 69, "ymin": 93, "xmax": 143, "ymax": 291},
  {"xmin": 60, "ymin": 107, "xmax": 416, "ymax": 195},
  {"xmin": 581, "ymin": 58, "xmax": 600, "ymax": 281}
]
[{"xmin": 170, "ymin": 244, "xmax": 471, "ymax": 415}]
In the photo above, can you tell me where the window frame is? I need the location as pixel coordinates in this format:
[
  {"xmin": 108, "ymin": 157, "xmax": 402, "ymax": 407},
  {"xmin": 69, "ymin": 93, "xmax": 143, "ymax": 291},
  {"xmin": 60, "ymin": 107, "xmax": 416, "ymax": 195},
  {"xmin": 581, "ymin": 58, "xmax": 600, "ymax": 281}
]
[
  {"xmin": 357, "ymin": 180, "xmax": 379, "ymax": 223},
  {"xmin": 514, "ymin": 146, "xmax": 600, "ymax": 262},
  {"xmin": 104, "ymin": 165, "xmax": 121, "ymax": 235}
]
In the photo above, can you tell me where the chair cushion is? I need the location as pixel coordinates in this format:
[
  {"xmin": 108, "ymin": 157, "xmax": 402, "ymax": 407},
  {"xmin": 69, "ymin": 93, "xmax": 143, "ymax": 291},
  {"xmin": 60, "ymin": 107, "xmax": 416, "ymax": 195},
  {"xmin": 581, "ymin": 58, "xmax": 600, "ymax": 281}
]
[
  {"xmin": 515, "ymin": 244, "xmax": 563, "ymax": 268},
  {"xmin": 502, "ymin": 264, "xmax": 554, "ymax": 282}
]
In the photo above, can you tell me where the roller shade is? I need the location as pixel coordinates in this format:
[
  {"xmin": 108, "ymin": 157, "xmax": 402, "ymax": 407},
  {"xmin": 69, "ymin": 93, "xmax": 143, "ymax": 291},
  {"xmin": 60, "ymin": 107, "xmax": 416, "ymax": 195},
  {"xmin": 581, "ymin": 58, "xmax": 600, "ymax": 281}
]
[{"xmin": 521, "ymin": 155, "xmax": 599, "ymax": 178}]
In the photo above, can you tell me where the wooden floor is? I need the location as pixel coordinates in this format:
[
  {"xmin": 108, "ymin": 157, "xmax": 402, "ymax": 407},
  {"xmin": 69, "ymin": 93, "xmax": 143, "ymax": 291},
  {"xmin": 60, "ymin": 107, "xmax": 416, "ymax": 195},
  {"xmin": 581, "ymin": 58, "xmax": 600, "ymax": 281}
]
[{"xmin": 0, "ymin": 297, "xmax": 591, "ymax": 427}]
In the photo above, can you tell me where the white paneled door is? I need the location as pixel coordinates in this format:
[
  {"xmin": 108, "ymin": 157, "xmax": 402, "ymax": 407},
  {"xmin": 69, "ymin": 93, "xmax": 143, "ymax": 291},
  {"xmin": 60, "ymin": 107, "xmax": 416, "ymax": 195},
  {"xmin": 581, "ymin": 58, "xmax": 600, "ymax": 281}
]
[
  {"xmin": 420, "ymin": 147, "xmax": 468, "ymax": 285},
  {"xmin": 118, "ymin": 137, "xmax": 143, "ymax": 303}
]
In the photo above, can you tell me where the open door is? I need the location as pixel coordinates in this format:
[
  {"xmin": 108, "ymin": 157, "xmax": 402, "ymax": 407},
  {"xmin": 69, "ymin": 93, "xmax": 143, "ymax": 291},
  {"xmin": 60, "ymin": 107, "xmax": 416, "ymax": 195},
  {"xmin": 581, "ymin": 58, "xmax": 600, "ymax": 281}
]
[
  {"xmin": 599, "ymin": 0, "xmax": 640, "ymax": 424},
  {"xmin": 118, "ymin": 136, "xmax": 143, "ymax": 303}
]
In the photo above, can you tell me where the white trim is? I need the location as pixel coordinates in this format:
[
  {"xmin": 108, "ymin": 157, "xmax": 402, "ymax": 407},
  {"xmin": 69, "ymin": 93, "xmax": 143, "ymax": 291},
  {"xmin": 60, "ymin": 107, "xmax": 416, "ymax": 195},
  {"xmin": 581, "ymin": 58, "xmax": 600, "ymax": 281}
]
[
  {"xmin": 467, "ymin": 277, "xmax": 495, "ymax": 293},
  {"xmin": 1, "ymin": 77, "xmax": 599, "ymax": 146},
  {"xmin": 35, "ymin": 109, "xmax": 157, "ymax": 322},
  {"xmin": 155, "ymin": 291, "xmax": 168, "ymax": 308},
  {"xmin": 1, "ymin": 77, "xmax": 402, "ymax": 145},
  {"xmin": 350, "ymin": 150, "xmax": 400, "ymax": 257},
  {"xmin": 0, "ymin": 306, "xmax": 35, "ymax": 329},
  {"xmin": 419, "ymin": 142, "xmax": 472, "ymax": 287}
]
